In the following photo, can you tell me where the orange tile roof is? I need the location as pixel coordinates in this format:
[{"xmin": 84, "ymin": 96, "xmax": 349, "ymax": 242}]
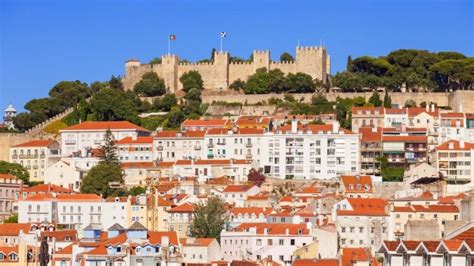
[
  {"xmin": 168, "ymin": 203, "xmax": 195, "ymax": 213},
  {"xmin": 382, "ymin": 135, "xmax": 427, "ymax": 143},
  {"xmin": 223, "ymin": 185, "xmax": 255, "ymax": 193},
  {"xmin": 22, "ymin": 193, "xmax": 102, "ymax": 202},
  {"xmin": 352, "ymin": 106, "xmax": 385, "ymax": 115},
  {"xmin": 359, "ymin": 127, "xmax": 382, "ymax": 142},
  {"xmin": 340, "ymin": 175, "xmax": 373, "ymax": 193},
  {"xmin": 385, "ymin": 108, "xmax": 407, "ymax": 114},
  {"xmin": 341, "ymin": 248, "xmax": 375, "ymax": 266},
  {"xmin": 157, "ymin": 161, "xmax": 175, "ymax": 167},
  {"xmin": 62, "ymin": 121, "xmax": 148, "ymax": 131},
  {"xmin": 155, "ymin": 130, "xmax": 206, "ymax": 138},
  {"xmin": 41, "ymin": 230, "xmax": 77, "ymax": 241},
  {"xmin": 183, "ymin": 238, "xmax": 215, "ymax": 247},
  {"xmin": 83, "ymin": 245, "xmax": 108, "ymax": 255},
  {"xmin": 0, "ymin": 173, "xmax": 17, "ymax": 180},
  {"xmin": 401, "ymin": 240, "xmax": 421, "ymax": 251},
  {"xmin": 440, "ymin": 240, "xmax": 464, "ymax": 251},
  {"xmin": 120, "ymin": 162, "xmax": 154, "ymax": 168},
  {"xmin": 438, "ymin": 193, "xmax": 466, "ymax": 204},
  {"xmin": 230, "ymin": 207, "xmax": 272, "ymax": 216},
  {"xmin": 247, "ymin": 192, "xmax": 270, "ymax": 201},
  {"xmin": 419, "ymin": 241, "xmax": 441, "ymax": 252},
  {"xmin": 407, "ymin": 107, "xmax": 439, "ymax": 117},
  {"xmin": 155, "ymin": 130, "xmax": 178, "ymax": 138},
  {"xmin": 293, "ymin": 259, "xmax": 338, "ymax": 266},
  {"xmin": 0, "ymin": 223, "xmax": 31, "ymax": 236},
  {"xmin": 234, "ymin": 223, "xmax": 310, "ymax": 235},
  {"xmin": 21, "ymin": 184, "xmax": 70, "ymax": 193},
  {"xmin": 116, "ymin": 136, "xmax": 153, "ymax": 144},
  {"xmin": 13, "ymin": 139, "xmax": 55, "ymax": 147},
  {"xmin": 182, "ymin": 119, "xmax": 231, "ymax": 127},
  {"xmin": 441, "ymin": 112, "xmax": 464, "ymax": 118},
  {"xmin": 437, "ymin": 140, "xmax": 474, "ymax": 151},
  {"xmin": 450, "ymin": 226, "xmax": 474, "ymax": 241},
  {"xmin": 337, "ymin": 198, "xmax": 388, "ymax": 216},
  {"xmin": 0, "ymin": 246, "xmax": 19, "ymax": 261},
  {"xmin": 147, "ymin": 231, "xmax": 179, "ymax": 245},
  {"xmin": 382, "ymin": 241, "xmax": 401, "ymax": 251},
  {"xmin": 206, "ymin": 176, "xmax": 234, "ymax": 185},
  {"xmin": 55, "ymin": 242, "xmax": 75, "ymax": 255},
  {"xmin": 393, "ymin": 204, "xmax": 458, "ymax": 213}
]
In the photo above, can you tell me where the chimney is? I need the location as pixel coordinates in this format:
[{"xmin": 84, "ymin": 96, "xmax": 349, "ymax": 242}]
[
  {"xmin": 291, "ymin": 119, "xmax": 297, "ymax": 134},
  {"xmin": 68, "ymin": 183, "xmax": 74, "ymax": 193},
  {"xmin": 332, "ymin": 121, "xmax": 340, "ymax": 134},
  {"xmin": 285, "ymin": 228, "xmax": 290, "ymax": 235},
  {"xmin": 460, "ymin": 141, "xmax": 465, "ymax": 149},
  {"xmin": 371, "ymin": 127, "xmax": 377, "ymax": 133},
  {"xmin": 426, "ymin": 104, "xmax": 429, "ymax": 112},
  {"xmin": 448, "ymin": 142, "xmax": 454, "ymax": 150},
  {"xmin": 431, "ymin": 104, "xmax": 435, "ymax": 113}
]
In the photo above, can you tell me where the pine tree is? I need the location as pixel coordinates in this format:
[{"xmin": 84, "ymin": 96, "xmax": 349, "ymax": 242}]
[
  {"xmin": 368, "ymin": 91, "xmax": 383, "ymax": 107},
  {"xmin": 100, "ymin": 129, "xmax": 119, "ymax": 164},
  {"xmin": 383, "ymin": 91, "xmax": 392, "ymax": 108},
  {"xmin": 347, "ymin": 55, "xmax": 353, "ymax": 72}
]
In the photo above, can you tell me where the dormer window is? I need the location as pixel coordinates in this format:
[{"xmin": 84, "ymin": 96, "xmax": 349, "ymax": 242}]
[
  {"xmin": 9, "ymin": 253, "xmax": 18, "ymax": 261},
  {"xmin": 116, "ymin": 246, "xmax": 122, "ymax": 252}
]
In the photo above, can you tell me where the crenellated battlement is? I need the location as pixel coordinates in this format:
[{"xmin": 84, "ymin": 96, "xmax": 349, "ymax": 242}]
[{"xmin": 123, "ymin": 45, "xmax": 330, "ymax": 92}]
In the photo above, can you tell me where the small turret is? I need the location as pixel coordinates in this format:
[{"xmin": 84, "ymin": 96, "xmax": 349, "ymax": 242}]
[{"xmin": 3, "ymin": 104, "xmax": 17, "ymax": 129}]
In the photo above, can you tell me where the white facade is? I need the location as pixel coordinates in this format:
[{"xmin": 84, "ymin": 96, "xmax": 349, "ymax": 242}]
[
  {"xmin": 44, "ymin": 157, "xmax": 100, "ymax": 191},
  {"xmin": 117, "ymin": 136, "xmax": 153, "ymax": 162},
  {"xmin": 154, "ymin": 131, "xmax": 206, "ymax": 161},
  {"xmin": 173, "ymin": 159, "xmax": 253, "ymax": 183},
  {"xmin": 182, "ymin": 239, "xmax": 221, "ymax": 264},
  {"xmin": 59, "ymin": 121, "xmax": 148, "ymax": 156},
  {"xmin": 261, "ymin": 121, "xmax": 359, "ymax": 180},
  {"xmin": 220, "ymin": 224, "xmax": 313, "ymax": 265},
  {"xmin": 18, "ymin": 195, "xmax": 128, "ymax": 230}
]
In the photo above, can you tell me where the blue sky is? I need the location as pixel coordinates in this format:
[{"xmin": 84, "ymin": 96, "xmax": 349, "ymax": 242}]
[{"xmin": 0, "ymin": 0, "xmax": 473, "ymax": 113}]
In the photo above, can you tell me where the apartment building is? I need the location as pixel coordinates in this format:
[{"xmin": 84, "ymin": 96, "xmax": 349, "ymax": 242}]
[
  {"xmin": 340, "ymin": 175, "xmax": 374, "ymax": 198},
  {"xmin": 116, "ymin": 136, "xmax": 153, "ymax": 162},
  {"xmin": 220, "ymin": 223, "xmax": 313, "ymax": 265},
  {"xmin": 59, "ymin": 121, "xmax": 149, "ymax": 156},
  {"xmin": 205, "ymin": 128, "xmax": 264, "ymax": 163},
  {"xmin": 17, "ymin": 193, "xmax": 127, "ymax": 230},
  {"xmin": 0, "ymin": 174, "xmax": 22, "ymax": 222},
  {"xmin": 172, "ymin": 159, "xmax": 253, "ymax": 183},
  {"xmin": 9, "ymin": 140, "xmax": 60, "ymax": 182},
  {"xmin": 351, "ymin": 107, "xmax": 385, "ymax": 133},
  {"xmin": 166, "ymin": 202, "xmax": 195, "ymax": 238},
  {"xmin": 261, "ymin": 121, "xmax": 359, "ymax": 180},
  {"xmin": 333, "ymin": 198, "xmax": 390, "ymax": 252},
  {"xmin": 181, "ymin": 238, "xmax": 221, "ymax": 264},
  {"xmin": 382, "ymin": 135, "xmax": 428, "ymax": 169},
  {"xmin": 181, "ymin": 118, "xmax": 232, "ymax": 131},
  {"xmin": 439, "ymin": 112, "xmax": 466, "ymax": 145},
  {"xmin": 154, "ymin": 130, "xmax": 206, "ymax": 161},
  {"xmin": 359, "ymin": 127, "xmax": 383, "ymax": 175},
  {"xmin": 436, "ymin": 140, "xmax": 474, "ymax": 183}
]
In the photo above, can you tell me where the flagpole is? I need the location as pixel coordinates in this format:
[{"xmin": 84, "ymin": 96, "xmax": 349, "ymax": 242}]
[
  {"xmin": 168, "ymin": 37, "xmax": 171, "ymax": 55},
  {"xmin": 220, "ymin": 36, "xmax": 223, "ymax": 52}
]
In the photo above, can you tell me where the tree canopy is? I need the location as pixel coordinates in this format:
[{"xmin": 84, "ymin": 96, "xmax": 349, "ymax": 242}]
[
  {"xmin": 80, "ymin": 162, "xmax": 124, "ymax": 198},
  {"xmin": 243, "ymin": 68, "xmax": 316, "ymax": 94},
  {"xmin": 180, "ymin": 71, "xmax": 204, "ymax": 92},
  {"xmin": 190, "ymin": 197, "xmax": 228, "ymax": 242},
  {"xmin": 280, "ymin": 52, "xmax": 294, "ymax": 62},
  {"xmin": 100, "ymin": 129, "xmax": 119, "ymax": 164},
  {"xmin": 0, "ymin": 161, "xmax": 29, "ymax": 185},
  {"xmin": 133, "ymin": 72, "xmax": 166, "ymax": 97},
  {"xmin": 89, "ymin": 88, "xmax": 140, "ymax": 123}
]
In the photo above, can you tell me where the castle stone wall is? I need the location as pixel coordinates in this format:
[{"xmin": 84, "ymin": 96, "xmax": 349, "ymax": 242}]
[{"xmin": 123, "ymin": 46, "xmax": 330, "ymax": 92}]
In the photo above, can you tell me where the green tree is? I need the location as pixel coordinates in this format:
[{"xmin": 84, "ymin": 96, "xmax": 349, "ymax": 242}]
[
  {"xmin": 133, "ymin": 72, "xmax": 166, "ymax": 97},
  {"xmin": 3, "ymin": 214, "xmax": 18, "ymax": 223},
  {"xmin": 229, "ymin": 79, "xmax": 246, "ymax": 91},
  {"xmin": 404, "ymin": 100, "xmax": 417, "ymax": 108},
  {"xmin": 153, "ymin": 93, "xmax": 178, "ymax": 112},
  {"xmin": 109, "ymin": 76, "xmax": 124, "ymax": 91},
  {"xmin": 332, "ymin": 71, "xmax": 363, "ymax": 92},
  {"xmin": 80, "ymin": 162, "xmax": 124, "ymax": 198},
  {"xmin": 379, "ymin": 156, "xmax": 404, "ymax": 181},
  {"xmin": 89, "ymin": 88, "xmax": 140, "ymax": 123},
  {"xmin": 281, "ymin": 72, "xmax": 316, "ymax": 93},
  {"xmin": 0, "ymin": 161, "xmax": 29, "ymax": 184},
  {"xmin": 347, "ymin": 55, "xmax": 353, "ymax": 72},
  {"xmin": 129, "ymin": 186, "xmax": 146, "ymax": 196},
  {"xmin": 368, "ymin": 92, "xmax": 383, "ymax": 107},
  {"xmin": 13, "ymin": 112, "xmax": 47, "ymax": 132},
  {"xmin": 25, "ymin": 98, "xmax": 65, "ymax": 118},
  {"xmin": 180, "ymin": 71, "xmax": 204, "ymax": 92},
  {"xmin": 91, "ymin": 81, "xmax": 108, "ymax": 93},
  {"xmin": 190, "ymin": 197, "xmax": 228, "ymax": 241},
  {"xmin": 48, "ymin": 81, "xmax": 91, "ymax": 109},
  {"xmin": 149, "ymin": 57, "xmax": 162, "ymax": 64},
  {"xmin": 165, "ymin": 106, "xmax": 185, "ymax": 129},
  {"xmin": 100, "ymin": 129, "xmax": 119, "ymax": 164},
  {"xmin": 280, "ymin": 52, "xmax": 294, "ymax": 62},
  {"xmin": 383, "ymin": 92, "xmax": 392, "ymax": 108}
]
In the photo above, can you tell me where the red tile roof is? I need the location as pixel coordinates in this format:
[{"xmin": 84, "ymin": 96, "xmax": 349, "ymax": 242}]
[
  {"xmin": 340, "ymin": 175, "xmax": 373, "ymax": 193},
  {"xmin": 393, "ymin": 204, "xmax": 459, "ymax": 213},
  {"xmin": 13, "ymin": 139, "xmax": 55, "ymax": 147},
  {"xmin": 230, "ymin": 207, "xmax": 272, "ymax": 216},
  {"xmin": 0, "ymin": 173, "xmax": 17, "ymax": 180},
  {"xmin": 116, "ymin": 136, "xmax": 153, "ymax": 144},
  {"xmin": 41, "ymin": 230, "xmax": 77, "ymax": 241},
  {"xmin": 120, "ymin": 162, "xmax": 154, "ymax": 168},
  {"xmin": 62, "ymin": 121, "xmax": 148, "ymax": 131},
  {"xmin": 359, "ymin": 127, "xmax": 382, "ymax": 142},
  {"xmin": 234, "ymin": 223, "xmax": 310, "ymax": 235},
  {"xmin": 341, "ymin": 248, "xmax": 376, "ymax": 266},
  {"xmin": 382, "ymin": 135, "xmax": 427, "ymax": 143},
  {"xmin": 352, "ymin": 106, "xmax": 385, "ymax": 115},
  {"xmin": 223, "ymin": 185, "xmax": 255, "ymax": 193},
  {"xmin": 337, "ymin": 198, "xmax": 388, "ymax": 216},
  {"xmin": 437, "ymin": 140, "xmax": 474, "ymax": 151},
  {"xmin": 182, "ymin": 119, "xmax": 231, "ymax": 127},
  {"xmin": 293, "ymin": 259, "xmax": 338, "ymax": 266},
  {"xmin": 0, "ymin": 223, "xmax": 31, "ymax": 236},
  {"xmin": 168, "ymin": 203, "xmax": 196, "ymax": 213},
  {"xmin": 21, "ymin": 184, "xmax": 70, "ymax": 193},
  {"xmin": 182, "ymin": 238, "xmax": 215, "ymax": 247}
]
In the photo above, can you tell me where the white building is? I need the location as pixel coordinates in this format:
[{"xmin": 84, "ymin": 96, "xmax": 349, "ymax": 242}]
[
  {"xmin": 3, "ymin": 104, "xmax": 17, "ymax": 129},
  {"xmin": 44, "ymin": 157, "xmax": 100, "ymax": 192},
  {"xmin": 436, "ymin": 140, "xmax": 474, "ymax": 183},
  {"xmin": 116, "ymin": 136, "xmax": 153, "ymax": 162},
  {"xmin": 220, "ymin": 223, "xmax": 313, "ymax": 265},
  {"xmin": 212, "ymin": 184, "xmax": 260, "ymax": 207},
  {"xmin": 205, "ymin": 128, "xmax": 264, "ymax": 163},
  {"xmin": 173, "ymin": 159, "xmax": 254, "ymax": 183},
  {"xmin": 333, "ymin": 198, "xmax": 390, "ymax": 252},
  {"xmin": 261, "ymin": 121, "xmax": 359, "ymax": 180},
  {"xmin": 10, "ymin": 140, "xmax": 61, "ymax": 182},
  {"xmin": 18, "ymin": 193, "xmax": 128, "ymax": 230},
  {"xmin": 59, "ymin": 121, "xmax": 149, "ymax": 156},
  {"xmin": 154, "ymin": 130, "xmax": 206, "ymax": 161},
  {"xmin": 182, "ymin": 238, "xmax": 221, "ymax": 264}
]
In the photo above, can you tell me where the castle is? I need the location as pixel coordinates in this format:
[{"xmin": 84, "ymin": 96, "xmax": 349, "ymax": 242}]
[{"xmin": 122, "ymin": 46, "xmax": 331, "ymax": 92}]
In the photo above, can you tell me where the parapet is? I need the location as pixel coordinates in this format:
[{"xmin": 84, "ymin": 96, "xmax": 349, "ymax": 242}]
[
  {"xmin": 296, "ymin": 46, "xmax": 323, "ymax": 51},
  {"xmin": 253, "ymin": 50, "xmax": 270, "ymax": 54},
  {"xmin": 179, "ymin": 61, "xmax": 214, "ymax": 66}
]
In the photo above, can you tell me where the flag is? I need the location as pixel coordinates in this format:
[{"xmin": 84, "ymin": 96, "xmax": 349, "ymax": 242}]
[
  {"xmin": 220, "ymin": 32, "xmax": 227, "ymax": 38},
  {"xmin": 169, "ymin": 34, "xmax": 176, "ymax": 41}
]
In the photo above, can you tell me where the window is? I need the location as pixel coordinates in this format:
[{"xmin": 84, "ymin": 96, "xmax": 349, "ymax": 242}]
[
  {"xmin": 279, "ymin": 255, "xmax": 284, "ymax": 261},
  {"xmin": 279, "ymin": 239, "xmax": 284, "ymax": 245},
  {"xmin": 341, "ymin": 227, "xmax": 346, "ymax": 233},
  {"xmin": 257, "ymin": 239, "xmax": 262, "ymax": 246},
  {"xmin": 267, "ymin": 239, "xmax": 273, "ymax": 245},
  {"xmin": 290, "ymin": 239, "xmax": 295, "ymax": 245}
]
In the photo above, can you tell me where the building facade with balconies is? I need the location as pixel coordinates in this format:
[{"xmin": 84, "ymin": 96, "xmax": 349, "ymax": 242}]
[
  {"xmin": 154, "ymin": 130, "xmax": 206, "ymax": 161},
  {"xmin": 9, "ymin": 140, "xmax": 60, "ymax": 182},
  {"xmin": 435, "ymin": 140, "xmax": 474, "ymax": 184}
]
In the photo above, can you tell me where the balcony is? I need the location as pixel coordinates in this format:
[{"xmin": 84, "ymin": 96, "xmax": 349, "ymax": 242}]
[
  {"xmin": 207, "ymin": 143, "xmax": 214, "ymax": 148},
  {"xmin": 207, "ymin": 154, "xmax": 214, "ymax": 159},
  {"xmin": 157, "ymin": 146, "xmax": 163, "ymax": 151},
  {"xmin": 25, "ymin": 166, "xmax": 31, "ymax": 170},
  {"xmin": 40, "ymin": 154, "xmax": 46, "ymax": 159},
  {"xmin": 246, "ymin": 153, "xmax": 252, "ymax": 159},
  {"xmin": 33, "ymin": 165, "xmax": 38, "ymax": 169},
  {"xmin": 194, "ymin": 145, "xmax": 201, "ymax": 150},
  {"xmin": 11, "ymin": 155, "xmax": 17, "ymax": 159},
  {"xmin": 65, "ymin": 140, "xmax": 76, "ymax": 145},
  {"xmin": 245, "ymin": 143, "xmax": 252, "ymax": 148}
]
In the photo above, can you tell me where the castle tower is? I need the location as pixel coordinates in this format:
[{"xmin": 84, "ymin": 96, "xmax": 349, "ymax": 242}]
[
  {"xmin": 3, "ymin": 104, "xmax": 16, "ymax": 130},
  {"xmin": 296, "ymin": 46, "xmax": 330, "ymax": 83},
  {"xmin": 253, "ymin": 50, "xmax": 270, "ymax": 71},
  {"xmin": 213, "ymin": 51, "xmax": 229, "ymax": 90},
  {"xmin": 161, "ymin": 54, "xmax": 179, "ymax": 93}
]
